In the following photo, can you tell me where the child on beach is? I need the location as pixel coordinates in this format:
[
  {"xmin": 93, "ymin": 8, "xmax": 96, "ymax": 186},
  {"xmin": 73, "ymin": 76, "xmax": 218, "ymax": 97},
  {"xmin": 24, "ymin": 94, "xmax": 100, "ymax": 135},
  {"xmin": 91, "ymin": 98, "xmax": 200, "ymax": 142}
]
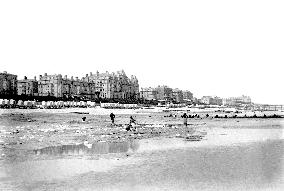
[{"xmin": 126, "ymin": 116, "xmax": 137, "ymax": 131}]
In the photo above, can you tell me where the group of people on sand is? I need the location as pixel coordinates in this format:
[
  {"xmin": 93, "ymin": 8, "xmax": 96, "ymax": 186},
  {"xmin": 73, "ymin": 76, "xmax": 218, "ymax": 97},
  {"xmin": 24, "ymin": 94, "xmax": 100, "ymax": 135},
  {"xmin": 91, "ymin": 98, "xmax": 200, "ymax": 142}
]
[
  {"xmin": 82, "ymin": 111, "xmax": 282, "ymax": 131},
  {"xmin": 110, "ymin": 112, "xmax": 137, "ymax": 131},
  {"xmin": 110, "ymin": 112, "xmax": 189, "ymax": 129}
]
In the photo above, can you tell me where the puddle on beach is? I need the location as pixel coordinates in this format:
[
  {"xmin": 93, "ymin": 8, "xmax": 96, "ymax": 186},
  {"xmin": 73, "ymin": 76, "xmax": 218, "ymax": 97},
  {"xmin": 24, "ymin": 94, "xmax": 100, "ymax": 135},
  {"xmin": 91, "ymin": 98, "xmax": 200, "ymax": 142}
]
[
  {"xmin": 33, "ymin": 140, "xmax": 139, "ymax": 156},
  {"xmin": 0, "ymin": 128, "xmax": 283, "ymax": 190},
  {"xmin": 1, "ymin": 138, "xmax": 283, "ymax": 191},
  {"xmin": 0, "ymin": 141, "xmax": 142, "ymax": 186}
]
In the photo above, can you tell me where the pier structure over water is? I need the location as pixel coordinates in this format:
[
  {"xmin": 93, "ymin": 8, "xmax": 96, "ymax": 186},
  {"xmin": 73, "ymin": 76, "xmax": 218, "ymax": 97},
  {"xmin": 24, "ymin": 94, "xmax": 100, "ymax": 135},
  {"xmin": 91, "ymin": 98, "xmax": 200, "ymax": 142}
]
[{"xmin": 250, "ymin": 104, "xmax": 284, "ymax": 111}]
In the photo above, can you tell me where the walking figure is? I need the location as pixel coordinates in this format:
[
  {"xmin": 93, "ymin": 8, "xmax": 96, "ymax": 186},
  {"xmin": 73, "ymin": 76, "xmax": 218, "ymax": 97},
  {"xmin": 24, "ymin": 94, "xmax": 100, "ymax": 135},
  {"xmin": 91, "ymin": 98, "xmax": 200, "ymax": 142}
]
[
  {"xmin": 110, "ymin": 113, "xmax": 115, "ymax": 124},
  {"xmin": 181, "ymin": 113, "xmax": 188, "ymax": 126},
  {"xmin": 130, "ymin": 116, "xmax": 136, "ymax": 124},
  {"xmin": 126, "ymin": 116, "xmax": 137, "ymax": 131}
]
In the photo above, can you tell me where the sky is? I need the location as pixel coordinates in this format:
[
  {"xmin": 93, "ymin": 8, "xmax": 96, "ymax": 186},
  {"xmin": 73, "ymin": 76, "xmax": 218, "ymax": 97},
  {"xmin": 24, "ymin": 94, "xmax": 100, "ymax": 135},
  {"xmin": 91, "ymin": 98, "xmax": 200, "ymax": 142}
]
[{"xmin": 0, "ymin": 0, "xmax": 283, "ymax": 104}]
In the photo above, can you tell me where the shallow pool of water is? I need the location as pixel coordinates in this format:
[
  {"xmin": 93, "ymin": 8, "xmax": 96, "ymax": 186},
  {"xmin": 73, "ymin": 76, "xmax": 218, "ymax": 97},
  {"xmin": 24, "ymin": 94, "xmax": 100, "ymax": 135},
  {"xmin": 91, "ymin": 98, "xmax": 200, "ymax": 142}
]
[
  {"xmin": 34, "ymin": 140, "xmax": 140, "ymax": 156},
  {"xmin": 0, "ymin": 128, "xmax": 283, "ymax": 191}
]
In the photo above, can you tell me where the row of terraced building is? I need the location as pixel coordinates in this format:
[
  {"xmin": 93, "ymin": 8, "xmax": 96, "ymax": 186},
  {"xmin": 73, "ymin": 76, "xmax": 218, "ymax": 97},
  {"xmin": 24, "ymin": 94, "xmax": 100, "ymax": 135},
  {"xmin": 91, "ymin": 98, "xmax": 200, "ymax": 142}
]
[{"xmin": 0, "ymin": 70, "xmax": 139, "ymax": 100}]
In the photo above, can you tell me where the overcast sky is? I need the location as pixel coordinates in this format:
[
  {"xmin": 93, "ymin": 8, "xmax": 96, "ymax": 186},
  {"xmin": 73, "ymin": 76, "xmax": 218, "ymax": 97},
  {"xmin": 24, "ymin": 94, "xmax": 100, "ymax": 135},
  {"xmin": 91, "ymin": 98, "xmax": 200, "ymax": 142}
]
[{"xmin": 0, "ymin": 1, "xmax": 283, "ymax": 104}]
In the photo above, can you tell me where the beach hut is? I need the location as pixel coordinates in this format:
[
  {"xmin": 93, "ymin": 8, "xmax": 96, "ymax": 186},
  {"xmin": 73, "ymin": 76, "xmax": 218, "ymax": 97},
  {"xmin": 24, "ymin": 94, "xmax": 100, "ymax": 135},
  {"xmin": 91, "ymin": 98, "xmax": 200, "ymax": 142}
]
[
  {"xmin": 54, "ymin": 101, "xmax": 60, "ymax": 108},
  {"xmin": 35, "ymin": 101, "xmax": 41, "ymax": 108},
  {"xmin": 87, "ymin": 101, "xmax": 92, "ymax": 107},
  {"xmin": 0, "ymin": 99, "xmax": 4, "ymax": 108},
  {"xmin": 9, "ymin": 99, "xmax": 16, "ymax": 107},
  {"xmin": 4, "ymin": 99, "xmax": 10, "ymax": 106},
  {"xmin": 47, "ymin": 101, "xmax": 54, "ymax": 108},
  {"xmin": 59, "ymin": 101, "xmax": 64, "ymax": 108},
  {"xmin": 80, "ymin": 101, "xmax": 87, "ymax": 107},
  {"xmin": 64, "ymin": 101, "xmax": 69, "ymax": 107},
  {"xmin": 31, "ymin": 101, "xmax": 36, "ymax": 108},
  {"xmin": 17, "ymin": 100, "xmax": 24, "ymax": 108},
  {"xmin": 50, "ymin": 101, "xmax": 55, "ymax": 108},
  {"xmin": 69, "ymin": 101, "xmax": 74, "ymax": 107},
  {"xmin": 24, "ymin": 101, "xmax": 32, "ymax": 108},
  {"xmin": 41, "ymin": 101, "xmax": 47, "ymax": 108},
  {"xmin": 89, "ymin": 101, "xmax": 96, "ymax": 107}
]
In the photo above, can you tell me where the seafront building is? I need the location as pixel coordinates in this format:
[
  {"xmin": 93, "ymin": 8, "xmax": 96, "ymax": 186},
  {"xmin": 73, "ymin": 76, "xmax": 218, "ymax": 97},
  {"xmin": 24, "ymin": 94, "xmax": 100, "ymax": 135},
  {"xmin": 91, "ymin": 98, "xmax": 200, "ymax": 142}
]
[
  {"xmin": 0, "ymin": 71, "xmax": 17, "ymax": 97},
  {"xmin": 37, "ymin": 73, "xmax": 91, "ymax": 98},
  {"xmin": 140, "ymin": 86, "xmax": 194, "ymax": 103},
  {"xmin": 155, "ymin": 85, "xmax": 173, "ymax": 101},
  {"xmin": 85, "ymin": 70, "xmax": 139, "ymax": 100},
  {"xmin": 212, "ymin": 97, "xmax": 223, "ymax": 105},
  {"xmin": 140, "ymin": 87, "xmax": 158, "ymax": 101},
  {"xmin": 17, "ymin": 76, "xmax": 38, "ymax": 96},
  {"xmin": 37, "ymin": 70, "xmax": 139, "ymax": 100},
  {"xmin": 172, "ymin": 88, "xmax": 183, "ymax": 103},
  {"xmin": 200, "ymin": 96, "xmax": 227, "ymax": 105},
  {"xmin": 200, "ymin": 96, "xmax": 213, "ymax": 105},
  {"xmin": 182, "ymin": 90, "xmax": 193, "ymax": 101},
  {"xmin": 222, "ymin": 95, "xmax": 251, "ymax": 106}
]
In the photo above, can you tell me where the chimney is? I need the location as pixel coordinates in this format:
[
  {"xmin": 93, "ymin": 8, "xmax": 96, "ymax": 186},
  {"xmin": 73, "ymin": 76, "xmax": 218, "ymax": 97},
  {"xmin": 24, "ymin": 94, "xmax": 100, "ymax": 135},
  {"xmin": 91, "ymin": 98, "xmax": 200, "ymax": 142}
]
[
  {"xmin": 34, "ymin": 76, "xmax": 37, "ymax": 81},
  {"xmin": 71, "ymin": 76, "xmax": 74, "ymax": 80},
  {"xmin": 90, "ymin": 72, "xmax": 92, "ymax": 76},
  {"xmin": 75, "ymin": 77, "xmax": 78, "ymax": 81},
  {"xmin": 24, "ymin": 76, "xmax": 27, "ymax": 80},
  {"xmin": 44, "ymin": 73, "xmax": 47, "ymax": 76},
  {"xmin": 64, "ymin": 75, "xmax": 67, "ymax": 80},
  {"xmin": 86, "ymin": 74, "xmax": 88, "ymax": 77}
]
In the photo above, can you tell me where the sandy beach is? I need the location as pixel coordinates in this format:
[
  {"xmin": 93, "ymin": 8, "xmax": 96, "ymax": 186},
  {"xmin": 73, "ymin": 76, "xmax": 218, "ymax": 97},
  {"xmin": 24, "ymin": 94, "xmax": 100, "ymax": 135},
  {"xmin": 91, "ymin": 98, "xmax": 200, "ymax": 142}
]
[{"xmin": 0, "ymin": 108, "xmax": 283, "ymax": 191}]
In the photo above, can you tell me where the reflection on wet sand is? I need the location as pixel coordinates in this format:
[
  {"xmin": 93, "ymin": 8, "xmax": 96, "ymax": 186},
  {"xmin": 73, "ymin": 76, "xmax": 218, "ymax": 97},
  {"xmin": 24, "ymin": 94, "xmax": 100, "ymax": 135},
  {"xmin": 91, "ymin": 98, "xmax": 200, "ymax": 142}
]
[
  {"xmin": 1, "ymin": 128, "xmax": 283, "ymax": 191},
  {"xmin": 34, "ymin": 140, "xmax": 139, "ymax": 156}
]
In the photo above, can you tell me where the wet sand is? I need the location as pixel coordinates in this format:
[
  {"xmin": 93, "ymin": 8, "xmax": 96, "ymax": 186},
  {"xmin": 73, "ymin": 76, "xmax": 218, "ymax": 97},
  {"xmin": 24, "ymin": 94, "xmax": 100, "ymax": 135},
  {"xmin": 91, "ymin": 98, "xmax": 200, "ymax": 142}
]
[{"xmin": 0, "ymin": 109, "xmax": 283, "ymax": 190}]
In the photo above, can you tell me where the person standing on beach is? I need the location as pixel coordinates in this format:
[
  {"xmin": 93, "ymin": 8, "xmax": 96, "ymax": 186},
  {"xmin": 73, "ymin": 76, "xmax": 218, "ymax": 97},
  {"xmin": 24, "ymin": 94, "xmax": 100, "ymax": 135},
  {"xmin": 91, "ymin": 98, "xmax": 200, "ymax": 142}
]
[
  {"xmin": 181, "ymin": 113, "xmax": 188, "ymax": 126},
  {"xmin": 129, "ymin": 116, "xmax": 136, "ymax": 125},
  {"xmin": 110, "ymin": 113, "xmax": 115, "ymax": 124}
]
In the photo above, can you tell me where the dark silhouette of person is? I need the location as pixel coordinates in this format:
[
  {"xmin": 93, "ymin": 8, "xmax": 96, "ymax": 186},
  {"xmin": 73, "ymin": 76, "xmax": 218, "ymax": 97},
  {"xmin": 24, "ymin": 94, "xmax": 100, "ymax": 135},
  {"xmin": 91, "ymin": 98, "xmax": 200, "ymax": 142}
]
[
  {"xmin": 130, "ymin": 116, "xmax": 136, "ymax": 124},
  {"xmin": 110, "ymin": 113, "xmax": 115, "ymax": 124},
  {"xmin": 128, "ymin": 116, "xmax": 137, "ymax": 131},
  {"xmin": 181, "ymin": 113, "xmax": 188, "ymax": 126}
]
